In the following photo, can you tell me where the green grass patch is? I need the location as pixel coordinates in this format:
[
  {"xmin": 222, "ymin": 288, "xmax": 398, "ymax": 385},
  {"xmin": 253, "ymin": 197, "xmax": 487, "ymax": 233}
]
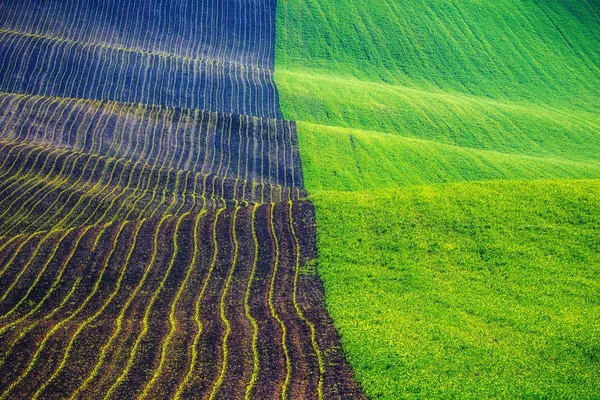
[
  {"xmin": 298, "ymin": 121, "xmax": 600, "ymax": 191},
  {"xmin": 276, "ymin": 0, "xmax": 600, "ymax": 190},
  {"xmin": 276, "ymin": 0, "xmax": 599, "ymax": 111},
  {"xmin": 313, "ymin": 179, "xmax": 600, "ymax": 399},
  {"xmin": 277, "ymin": 70, "xmax": 600, "ymax": 163}
]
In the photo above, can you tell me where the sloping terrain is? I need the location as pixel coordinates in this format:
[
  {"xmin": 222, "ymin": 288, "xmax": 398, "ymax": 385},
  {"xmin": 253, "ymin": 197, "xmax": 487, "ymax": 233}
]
[
  {"xmin": 313, "ymin": 180, "xmax": 600, "ymax": 398},
  {"xmin": 276, "ymin": 0, "xmax": 600, "ymax": 189},
  {"xmin": 275, "ymin": 0, "xmax": 600, "ymax": 398},
  {"xmin": 0, "ymin": 0, "xmax": 364, "ymax": 398},
  {"xmin": 0, "ymin": 202, "xmax": 362, "ymax": 399}
]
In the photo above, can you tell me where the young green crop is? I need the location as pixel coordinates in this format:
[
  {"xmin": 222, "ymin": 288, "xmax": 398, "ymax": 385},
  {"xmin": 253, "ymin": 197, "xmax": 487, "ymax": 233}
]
[
  {"xmin": 313, "ymin": 179, "xmax": 600, "ymax": 399},
  {"xmin": 276, "ymin": 0, "xmax": 600, "ymax": 190}
]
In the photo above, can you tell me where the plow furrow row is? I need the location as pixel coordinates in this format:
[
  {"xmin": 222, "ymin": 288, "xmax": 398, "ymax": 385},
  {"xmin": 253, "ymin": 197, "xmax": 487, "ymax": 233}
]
[
  {"xmin": 0, "ymin": 140, "xmax": 304, "ymax": 236},
  {"xmin": 0, "ymin": 93, "xmax": 302, "ymax": 188},
  {"xmin": 0, "ymin": 202, "xmax": 363, "ymax": 399}
]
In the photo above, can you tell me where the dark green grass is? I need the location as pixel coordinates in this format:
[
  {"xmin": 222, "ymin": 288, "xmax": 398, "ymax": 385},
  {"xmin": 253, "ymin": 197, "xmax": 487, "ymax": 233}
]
[{"xmin": 313, "ymin": 179, "xmax": 600, "ymax": 399}]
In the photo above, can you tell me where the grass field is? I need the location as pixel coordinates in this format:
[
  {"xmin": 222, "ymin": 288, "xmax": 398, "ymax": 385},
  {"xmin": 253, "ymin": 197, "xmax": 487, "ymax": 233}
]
[
  {"xmin": 313, "ymin": 180, "xmax": 600, "ymax": 399},
  {"xmin": 276, "ymin": 0, "xmax": 599, "ymax": 110},
  {"xmin": 275, "ymin": 0, "xmax": 600, "ymax": 398},
  {"xmin": 276, "ymin": 0, "xmax": 600, "ymax": 189}
]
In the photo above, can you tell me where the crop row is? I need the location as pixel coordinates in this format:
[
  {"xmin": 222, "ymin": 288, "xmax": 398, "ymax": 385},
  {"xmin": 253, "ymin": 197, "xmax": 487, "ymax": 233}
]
[
  {"xmin": 0, "ymin": 0, "xmax": 277, "ymax": 69},
  {"xmin": 0, "ymin": 93, "xmax": 302, "ymax": 188},
  {"xmin": 0, "ymin": 201, "xmax": 364, "ymax": 399},
  {"xmin": 0, "ymin": 29, "xmax": 279, "ymax": 117},
  {"xmin": 0, "ymin": 140, "xmax": 304, "ymax": 236}
]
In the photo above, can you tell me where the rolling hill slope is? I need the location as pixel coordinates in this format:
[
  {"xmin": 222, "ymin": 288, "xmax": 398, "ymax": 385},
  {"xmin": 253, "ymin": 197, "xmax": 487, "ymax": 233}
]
[
  {"xmin": 276, "ymin": 0, "xmax": 600, "ymax": 189},
  {"xmin": 275, "ymin": 0, "xmax": 600, "ymax": 398}
]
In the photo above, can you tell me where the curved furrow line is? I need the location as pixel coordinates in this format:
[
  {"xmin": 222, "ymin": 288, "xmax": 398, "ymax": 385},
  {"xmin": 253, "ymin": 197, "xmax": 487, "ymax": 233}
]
[
  {"xmin": 271, "ymin": 201, "xmax": 318, "ymax": 399},
  {"xmin": 103, "ymin": 214, "xmax": 181, "ymax": 399},
  {"xmin": 0, "ymin": 146, "xmax": 68, "ymax": 210},
  {"xmin": 0, "ymin": 225, "xmax": 98, "ymax": 399},
  {"xmin": 0, "ymin": 231, "xmax": 44, "ymax": 287},
  {"xmin": 0, "ymin": 234, "xmax": 28, "ymax": 270},
  {"xmin": 69, "ymin": 218, "xmax": 156, "ymax": 399},
  {"xmin": 247, "ymin": 203, "xmax": 285, "ymax": 399},
  {"xmin": 90, "ymin": 216, "xmax": 176, "ymax": 398},
  {"xmin": 4, "ymin": 224, "xmax": 112, "ymax": 400},
  {"xmin": 1, "ymin": 92, "xmax": 301, "ymax": 189},
  {"xmin": 189, "ymin": 207, "xmax": 236, "ymax": 398},
  {"xmin": 0, "ymin": 151, "xmax": 82, "ymax": 236},
  {"xmin": 0, "ymin": 229, "xmax": 71, "ymax": 324},
  {"xmin": 49, "ymin": 221, "xmax": 140, "ymax": 397},
  {"xmin": 267, "ymin": 202, "xmax": 292, "ymax": 399},
  {"xmin": 288, "ymin": 201, "xmax": 326, "ymax": 399},
  {"xmin": 26, "ymin": 221, "xmax": 130, "ymax": 398},
  {"xmin": 216, "ymin": 204, "xmax": 259, "ymax": 398},
  {"xmin": 0, "ymin": 32, "xmax": 278, "ymax": 117},
  {"xmin": 243, "ymin": 204, "xmax": 261, "ymax": 399},
  {"xmin": 209, "ymin": 206, "xmax": 241, "ymax": 399},
  {"xmin": 137, "ymin": 211, "xmax": 205, "ymax": 399},
  {"xmin": 173, "ymin": 208, "xmax": 224, "ymax": 400}
]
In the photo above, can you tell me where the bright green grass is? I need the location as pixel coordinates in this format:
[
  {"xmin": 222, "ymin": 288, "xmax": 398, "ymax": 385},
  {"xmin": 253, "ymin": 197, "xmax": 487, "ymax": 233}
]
[
  {"xmin": 313, "ymin": 179, "xmax": 600, "ymax": 399},
  {"xmin": 276, "ymin": 0, "xmax": 600, "ymax": 188},
  {"xmin": 276, "ymin": 0, "xmax": 599, "ymax": 111},
  {"xmin": 298, "ymin": 121, "xmax": 600, "ymax": 192},
  {"xmin": 277, "ymin": 70, "xmax": 600, "ymax": 163},
  {"xmin": 275, "ymin": 1, "xmax": 600, "ymax": 398}
]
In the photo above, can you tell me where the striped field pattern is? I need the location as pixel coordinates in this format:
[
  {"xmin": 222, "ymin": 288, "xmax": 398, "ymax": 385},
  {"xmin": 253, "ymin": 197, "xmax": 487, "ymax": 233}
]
[{"xmin": 0, "ymin": 0, "xmax": 364, "ymax": 398}]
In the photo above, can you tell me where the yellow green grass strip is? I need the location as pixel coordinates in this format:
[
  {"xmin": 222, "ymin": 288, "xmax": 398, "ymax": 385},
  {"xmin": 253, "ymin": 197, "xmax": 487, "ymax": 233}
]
[
  {"xmin": 268, "ymin": 203, "xmax": 291, "ymax": 399},
  {"xmin": 244, "ymin": 204, "xmax": 260, "ymax": 400}
]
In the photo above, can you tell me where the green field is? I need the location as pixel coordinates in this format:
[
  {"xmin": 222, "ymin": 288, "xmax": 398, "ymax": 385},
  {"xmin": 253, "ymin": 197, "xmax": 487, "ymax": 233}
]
[
  {"xmin": 313, "ymin": 180, "xmax": 600, "ymax": 398},
  {"xmin": 275, "ymin": 0, "xmax": 600, "ymax": 398},
  {"xmin": 276, "ymin": 0, "xmax": 600, "ymax": 189}
]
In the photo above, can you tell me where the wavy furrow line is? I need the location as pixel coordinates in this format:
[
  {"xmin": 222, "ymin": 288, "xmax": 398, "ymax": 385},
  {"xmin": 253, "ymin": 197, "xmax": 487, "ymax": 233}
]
[
  {"xmin": 0, "ymin": 140, "xmax": 304, "ymax": 235},
  {"xmin": 0, "ymin": 229, "xmax": 70, "ymax": 323},
  {"xmin": 30, "ymin": 221, "xmax": 129, "ymax": 399},
  {"xmin": 288, "ymin": 201, "xmax": 325, "ymax": 399},
  {"xmin": 0, "ymin": 225, "xmax": 96, "ymax": 399},
  {"xmin": 174, "ymin": 208, "xmax": 224, "ymax": 399},
  {"xmin": 209, "ymin": 206, "xmax": 240, "ymax": 399},
  {"xmin": 0, "ymin": 93, "xmax": 304, "ymax": 187},
  {"xmin": 0, "ymin": 0, "xmax": 276, "ymax": 68},
  {"xmin": 268, "ymin": 203, "xmax": 292, "ymax": 399},
  {"xmin": 138, "ymin": 211, "xmax": 205, "ymax": 399},
  {"xmin": 0, "ymin": 29, "xmax": 278, "ymax": 117},
  {"xmin": 244, "ymin": 205, "xmax": 261, "ymax": 399},
  {"xmin": 0, "ymin": 101, "xmax": 299, "ymax": 177},
  {"xmin": 0, "ymin": 202, "xmax": 364, "ymax": 398},
  {"xmin": 103, "ymin": 214, "xmax": 179, "ymax": 399},
  {"xmin": 0, "ymin": 0, "xmax": 366, "ymax": 397},
  {"xmin": 0, "ymin": 29, "xmax": 273, "ymax": 73},
  {"xmin": 69, "ymin": 218, "xmax": 154, "ymax": 399}
]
